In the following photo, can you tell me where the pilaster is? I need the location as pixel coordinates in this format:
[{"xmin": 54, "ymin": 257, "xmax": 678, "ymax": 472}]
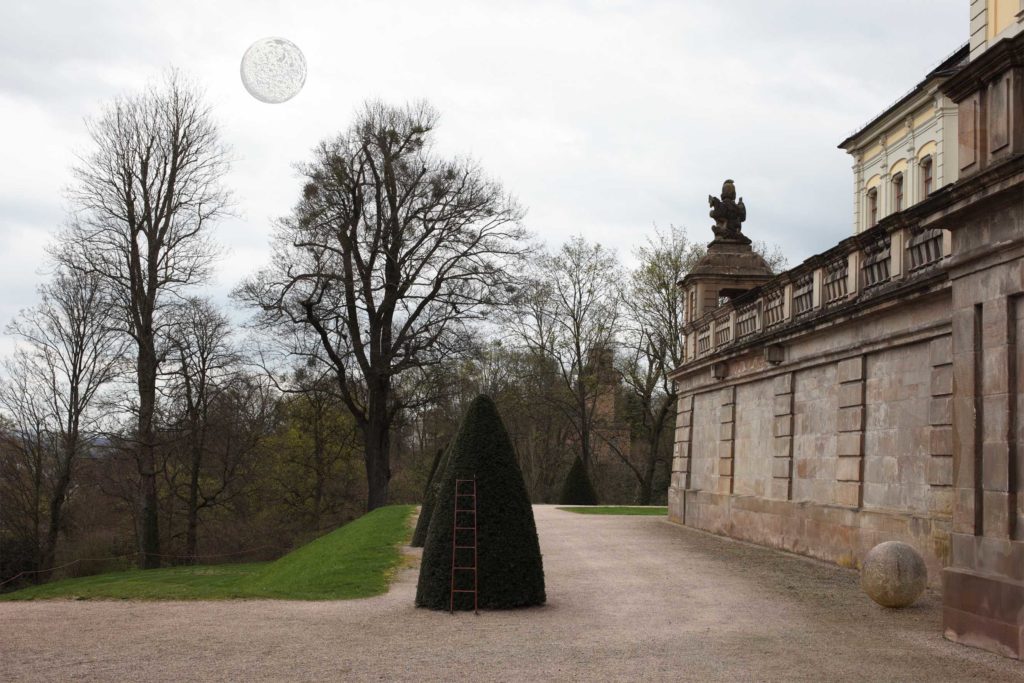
[
  {"xmin": 836, "ymin": 356, "xmax": 865, "ymax": 508},
  {"xmin": 771, "ymin": 373, "xmax": 794, "ymax": 500},
  {"xmin": 928, "ymin": 336, "xmax": 955, "ymax": 516},
  {"xmin": 671, "ymin": 394, "xmax": 693, "ymax": 493},
  {"xmin": 717, "ymin": 386, "xmax": 735, "ymax": 495}
]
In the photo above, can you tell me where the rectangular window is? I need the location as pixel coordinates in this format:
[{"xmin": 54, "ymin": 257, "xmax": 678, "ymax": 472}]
[
  {"xmin": 867, "ymin": 189, "xmax": 878, "ymax": 227},
  {"xmin": 959, "ymin": 95, "xmax": 979, "ymax": 171},
  {"xmin": 990, "ymin": 76, "xmax": 1009, "ymax": 152},
  {"xmin": 922, "ymin": 158, "xmax": 933, "ymax": 196},
  {"xmin": 893, "ymin": 174, "xmax": 904, "ymax": 212}
]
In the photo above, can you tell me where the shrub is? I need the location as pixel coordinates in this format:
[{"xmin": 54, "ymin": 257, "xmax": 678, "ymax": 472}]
[
  {"xmin": 558, "ymin": 457, "xmax": 598, "ymax": 505},
  {"xmin": 415, "ymin": 395, "xmax": 546, "ymax": 610},
  {"xmin": 410, "ymin": 446, "xmax": 450, "ymax": 548}
]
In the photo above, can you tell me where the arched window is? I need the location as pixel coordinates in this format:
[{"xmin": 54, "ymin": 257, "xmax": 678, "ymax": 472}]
[
  {"xmin": 867, "ymin": 188, "xmax": 878, "ymax": 227},
  {"xmin": 892, "ymin": 173, "xmax": 904, "ymax": 212},
  {"xmin": 920, "ymin": 156, "xmax": 933, "ymax": 196}
]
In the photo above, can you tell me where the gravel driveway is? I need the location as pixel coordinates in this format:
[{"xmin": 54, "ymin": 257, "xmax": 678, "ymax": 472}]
[{"xmin": 2, "ymin": 505, "xmax": 1022, "ymax": 682}]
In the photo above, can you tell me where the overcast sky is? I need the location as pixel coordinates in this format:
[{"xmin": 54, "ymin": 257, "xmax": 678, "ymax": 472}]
[{"xmin": 1, "ymin": 0, "xmax": 967, "ymax": 353}]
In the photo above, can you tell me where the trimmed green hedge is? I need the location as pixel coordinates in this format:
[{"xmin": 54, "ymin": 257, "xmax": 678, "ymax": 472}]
[
  {"xmin": 411, "ymin": 446, "xmax": 450, "ymax": 548},
  {"xmin": 415, "ymin": 395, "xmax": 546, "ymax": 610},
  {"xmin": 559, "ymin": 457, "xmax": 598, "ymax": 505}
]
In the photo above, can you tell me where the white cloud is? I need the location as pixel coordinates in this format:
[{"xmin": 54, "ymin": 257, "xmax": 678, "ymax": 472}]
[{"xmin": 0, "ymin": 0, "xmax": 967, "ymax": 343}]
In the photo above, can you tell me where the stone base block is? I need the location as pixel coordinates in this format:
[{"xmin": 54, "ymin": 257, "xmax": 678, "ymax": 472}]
[
  {"xmin": 672, "ymin": 488, "xmax": 951, "ymax": 587},
  {"xmin": 943, "ymin": 565, "xmax": 1024, "ymax": 660},
  {"xmin": 769, "ymin": 478, "xmax": 790, "ymax": 501}
]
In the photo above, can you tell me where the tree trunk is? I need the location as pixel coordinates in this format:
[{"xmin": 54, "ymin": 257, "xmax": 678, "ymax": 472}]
[
  {"xmin": 362, "ymin": 378, "xmax": 392, "ymax": 511},
  {"xmin": 31, "ymin": 446, "xmax": 43, "ymax": 582},
  {"xmin": 637, "ymin": 446, "xmax": 657, "ymax": 506},
  {"xmin": 137, "ymin": 343, "xmax": 161, "ymax": 569},
  {"xmin": 363, "ymin": 425, "xmax": 392, "ymax": 511},
  {"xmin": 312, "ymin": 424, "xmax": 324, "ymax": 531},
  {"xmin": 42, "ymin": 442, "xmax": 75, "ymax": 575},
  {"xmin": 185, "ymin": 438, "xmax": 201, "ymax": 563}
]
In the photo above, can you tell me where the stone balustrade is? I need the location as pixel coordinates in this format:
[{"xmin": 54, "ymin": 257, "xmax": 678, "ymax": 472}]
[{"xmin": 684, "ymin": 219, "xmax": 951, "ymax": 362}]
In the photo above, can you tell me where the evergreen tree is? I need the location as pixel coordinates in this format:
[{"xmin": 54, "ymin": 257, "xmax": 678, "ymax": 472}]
[
  {"xmin": 411, "ymin": 446, "xmax": 449, "ymax": 548},
  {"xmin": 559, "ymin": 457, "xmax": 599, "ymax": 505},
  {"xmin": 416, "ymin": 395, "xmax": 546, "ymax": 610}
]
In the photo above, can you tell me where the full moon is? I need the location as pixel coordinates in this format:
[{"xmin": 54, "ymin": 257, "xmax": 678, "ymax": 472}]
[{"xmin": 240, "ymin": 37, "xmax": 307, "ymax": 104}]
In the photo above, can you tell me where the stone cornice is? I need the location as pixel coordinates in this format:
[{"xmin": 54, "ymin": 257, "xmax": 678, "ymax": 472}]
[
  {"xmin": 942, "ymin": 32, "xmax": 1024, "ymax": 103},
  {"xmin": 920, "ymin": 153, "xmax": 1024, "ymax": 229}
]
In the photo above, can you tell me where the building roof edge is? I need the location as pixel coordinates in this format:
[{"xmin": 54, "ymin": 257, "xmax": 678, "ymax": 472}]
[{"xmin": 837, "ymin": 43, "xmax": 969, "ymax": 151}]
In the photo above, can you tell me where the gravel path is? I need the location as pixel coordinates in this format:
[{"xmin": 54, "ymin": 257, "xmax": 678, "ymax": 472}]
[{"xmin": 2, "ymin": 505, "xmax": 1022, "ymax": 682}]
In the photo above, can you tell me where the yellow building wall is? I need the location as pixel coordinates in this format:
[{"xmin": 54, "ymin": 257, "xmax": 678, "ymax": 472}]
[
  {"xmin": 913, "ymin": 106, "xmax": 935, "ymax": 131},
  {"xmin": 988, "ymin": 0, "xmax": 1019, "ymax": 39},
  {"xmin": 863, "ymin": 144, "xmax": 883, "ymax": 162},
  {"xmin": 885, "ymin": 128, "xmax": 908, "ymax": 148}
]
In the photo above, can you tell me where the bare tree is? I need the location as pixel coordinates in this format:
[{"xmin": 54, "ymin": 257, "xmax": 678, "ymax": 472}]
[
  {"xmin": 610, "ymin": 227, "xmax": 701, "ymax": 503},
  {"xmin": 269, "ymin": 366, "xmax": 364, "ymax": 531},
  {"xmin": 0, "ymin": 366, "xmax": 50, "ymax": 578},
  {"xmin": 163, "ymin": 297, "xmax": 238, "ymax": 561},
  {"xmin": 53, "ymin": 71, "xmax": 232, "ymax": 568},
  {"xmin": 609, "ymin": 229, "xmax": 788, "ymax": 503},
  {"xmin": 504, "ymin": 236, "xmax": 622, "ymax": 477},
  {"xmin": 240, "ymin": 100, "xmax": 528, "ymax": 510},
  {"xmin": 0, "ymin": 268, "xmax": 125, "ymax": 573}
]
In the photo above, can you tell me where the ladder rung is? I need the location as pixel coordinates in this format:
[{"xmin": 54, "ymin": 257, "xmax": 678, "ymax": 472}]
[{"xmin": 451, "ymin": 478, "xmax": 478, "ymax": 613}]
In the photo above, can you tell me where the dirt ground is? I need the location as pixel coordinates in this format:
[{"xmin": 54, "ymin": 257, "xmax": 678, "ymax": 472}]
[{"xmin": 2, "ymin": 505, "xmax": 1022, "ymax": 682}]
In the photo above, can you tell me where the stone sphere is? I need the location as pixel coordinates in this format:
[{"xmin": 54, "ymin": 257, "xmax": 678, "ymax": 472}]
[{"xmin": 860, "ymin": 541, "xmax": 927, "ymax": 608}]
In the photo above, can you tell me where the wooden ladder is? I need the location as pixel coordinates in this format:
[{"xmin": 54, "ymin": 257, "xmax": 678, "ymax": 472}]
[{"xmin": 449, "ymin": 477, "xmax": 478, "ymax": 614}]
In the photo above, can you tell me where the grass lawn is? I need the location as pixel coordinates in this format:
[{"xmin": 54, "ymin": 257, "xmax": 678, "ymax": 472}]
[
  {"xmin": 557, "ymin": 506, "xmax": 668, "ymax": 516},
  {"xmin": 0, "ymin": 504, "xmax": 414, "ymax": 601}
]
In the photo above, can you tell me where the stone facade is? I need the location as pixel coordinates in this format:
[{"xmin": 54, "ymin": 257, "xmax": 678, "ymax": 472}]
[
  {"xmin": 671, "ymin": 264, "xmax": 954, "ymax": 581},
  {"xmin": 669, "ymin": 26, "xmax": 1024, "ymax": 661},
  {"xmin": 933, "ymin": 28, "xmax": 1024, "ymax": 658},
  {"xmin": 839, "ymin": 47, "xmax": 966, "ymax": 235}
]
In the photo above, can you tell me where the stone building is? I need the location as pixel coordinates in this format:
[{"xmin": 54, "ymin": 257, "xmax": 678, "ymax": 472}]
[
  {"xmin": 580, "ymin": 344, "xmax": 637, "ymax": 501},
  {"xmin": 839, "ymin": 46, "xmax": 966, "ymax": 235},
  {"xmin": 668, "ymin": 1, "xmax": 1024, "ymax": 660}
]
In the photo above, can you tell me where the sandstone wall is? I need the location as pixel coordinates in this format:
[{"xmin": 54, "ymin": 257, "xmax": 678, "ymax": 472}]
[
  {"xmin": 863, "ymin": 342, "xmax": 932, "ymax": 513},
  {"xmin": 733, "ymin": 378, "xmax": 774, "ymax": 498},
  {"xmin": 792, "ymin": 364, "xmax": 838, "ymax": 505},
  {"xmin": 669, "ymin": 287, "xmax": 954, "ymax": 585},
  {"xmin": 688, "ymin": 391, "xmax": 719, "ymax": 491}
]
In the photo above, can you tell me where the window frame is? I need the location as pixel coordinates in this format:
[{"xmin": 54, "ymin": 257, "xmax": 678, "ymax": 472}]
[
  {"xmin": 867, "ymin": 187, "xmax": 879, "ymax": 228},
  {"xmin": 892, "ymin": 172, "xmax": 904, "ymax": 212},
  {"xmin": 920, "ymin": 156, "xmax": 933, "ymax": 197}
]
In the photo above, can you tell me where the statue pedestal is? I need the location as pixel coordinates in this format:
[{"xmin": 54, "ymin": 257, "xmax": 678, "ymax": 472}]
[{"xmin": 681, "ymin": 238, "xmax": 774, "ymax": 320}]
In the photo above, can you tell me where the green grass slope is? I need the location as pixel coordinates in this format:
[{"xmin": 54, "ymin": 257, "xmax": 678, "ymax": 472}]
[
  {"xmin": 0, "ymin": 505, "xmax": 414, "ymax": 601},
  {"xmin": 243, "ymin": 504, "xmax": 413, "ymax": 599},
  {"xmin": 557, "ymin": 506, "xmax": 668, "ymax": 515}
]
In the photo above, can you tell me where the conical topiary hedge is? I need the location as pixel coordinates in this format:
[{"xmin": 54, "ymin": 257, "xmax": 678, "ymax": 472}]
[
  {"xmin": 558, "ymin": 456, "xmax": 598, "ymax": 505},
  {"xmin": 410, "ymin": 446, "xmax": 450, "ymax": 548},
  {"xmin": 415, "ymin": 395, "xmax": 546, "ymax": 610}
]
